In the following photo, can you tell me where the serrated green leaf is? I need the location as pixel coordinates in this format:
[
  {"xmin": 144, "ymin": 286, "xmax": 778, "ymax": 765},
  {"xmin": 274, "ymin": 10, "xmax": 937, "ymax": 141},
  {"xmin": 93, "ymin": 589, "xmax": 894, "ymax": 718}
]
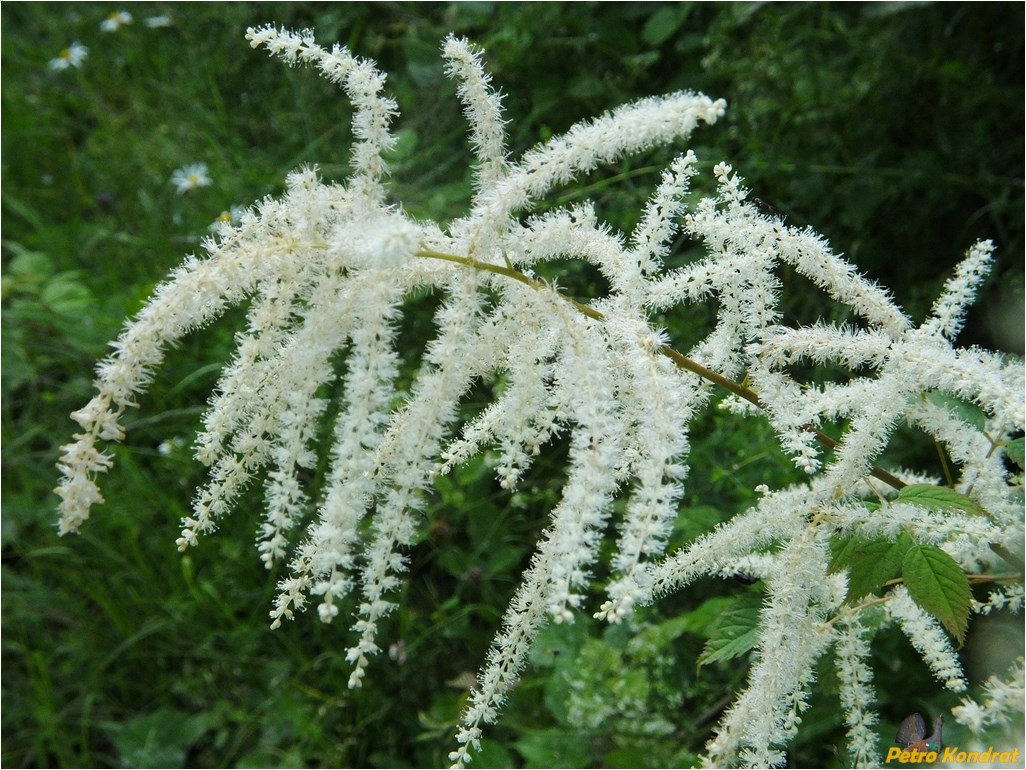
[
  {"xmin": 901, "ymin": 544, "xmax": 971, "ymax": 645},
  {"xmin": 697, "ymin": 597, "xmax": 760, "ymax": 670},
  {"xmin": 829, "ymin": 534, "xmax": 859, "ymax": 571},
  {"xmin": 924, "ymin": 391, "xmax": 987, "ymax": 432},
  {"xmin": 1005, "ymin": 437, "xmax": 1025, "ymax": 469},
  {"xmin": 830, "ymin": 533, "xmax": 911, "ymax": 602},
  {"xmin": 896, "ymin": 483, "xmax": 987, "ymax": 517}
]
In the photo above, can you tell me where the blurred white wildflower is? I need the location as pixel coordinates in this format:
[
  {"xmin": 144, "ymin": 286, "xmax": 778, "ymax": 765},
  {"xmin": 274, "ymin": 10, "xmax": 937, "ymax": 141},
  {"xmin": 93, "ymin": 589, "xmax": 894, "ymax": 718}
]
[
  {"xmin": 210, "ymin": 204, "xmax": 248, "ymax": 233},
  {"xmin": 170, "ymin": 163, "xmax": 211, "ymax": 194},
  {"xmin": 952, "ymin": 658, "xmax": 1024, "ymax": 734},
  {"xmin": 48, "ymin": 42, "xmax": 88, "ymax": 71},
  {"xmin": 100, "ymin": 10, "xmax": 132, "ymax": 32},
  {"xmin": 388, "ymin": 639, "xmax": 407, "ymax": 665},
  {"xmin": 157, "ymin": 436, "xmax": 186, "ymax": 456},
  {"xmin": 145, "ymin": 15, "xmax": 173, "ymax": 29}
]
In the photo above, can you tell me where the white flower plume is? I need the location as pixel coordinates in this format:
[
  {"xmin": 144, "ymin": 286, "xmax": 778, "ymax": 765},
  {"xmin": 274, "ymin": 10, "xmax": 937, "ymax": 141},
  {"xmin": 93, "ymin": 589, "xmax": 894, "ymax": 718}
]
[{"xmin": 55, "ymin": 26, "xmax": 1023, "ymax": 768}]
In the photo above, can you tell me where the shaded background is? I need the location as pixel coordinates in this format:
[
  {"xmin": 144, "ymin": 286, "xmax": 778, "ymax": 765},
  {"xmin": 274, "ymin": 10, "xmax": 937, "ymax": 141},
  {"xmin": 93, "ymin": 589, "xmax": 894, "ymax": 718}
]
[{"xmin": 3, "ymin": 2, "xmax": 1023, "ymax": 767}]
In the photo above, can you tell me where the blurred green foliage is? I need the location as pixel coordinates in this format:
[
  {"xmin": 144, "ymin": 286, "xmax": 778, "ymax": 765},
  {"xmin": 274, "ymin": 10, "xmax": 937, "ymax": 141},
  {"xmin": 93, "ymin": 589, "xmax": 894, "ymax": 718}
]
[{"xmin": 2, "ymin": 2, "xmax": 1022, "ymax": 767}]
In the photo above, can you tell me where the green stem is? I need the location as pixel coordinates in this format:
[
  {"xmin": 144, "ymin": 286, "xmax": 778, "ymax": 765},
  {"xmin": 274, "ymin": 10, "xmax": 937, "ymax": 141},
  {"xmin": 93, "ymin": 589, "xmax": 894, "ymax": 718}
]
[
  {"xmin": 414, "ymin": 248, "xmax": 907, "ymax": 491},
  {"xmin": 417, "ymin": 249, "xmax": 604, "ymax": 321}
]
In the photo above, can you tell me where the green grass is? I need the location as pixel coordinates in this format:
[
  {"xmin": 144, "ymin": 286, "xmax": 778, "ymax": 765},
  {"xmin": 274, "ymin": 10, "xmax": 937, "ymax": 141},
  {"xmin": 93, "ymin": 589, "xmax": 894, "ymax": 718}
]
[{"xmin": 2, "ymin": 3, "xmax": 1022, "ymax": 767}]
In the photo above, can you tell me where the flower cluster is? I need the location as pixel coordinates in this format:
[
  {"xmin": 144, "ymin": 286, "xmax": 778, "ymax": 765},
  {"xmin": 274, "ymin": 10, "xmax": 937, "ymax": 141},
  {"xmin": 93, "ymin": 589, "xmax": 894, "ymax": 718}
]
[{"xmin": 56, "ymin": 26, "xmax": 1024, "ymax": 768}]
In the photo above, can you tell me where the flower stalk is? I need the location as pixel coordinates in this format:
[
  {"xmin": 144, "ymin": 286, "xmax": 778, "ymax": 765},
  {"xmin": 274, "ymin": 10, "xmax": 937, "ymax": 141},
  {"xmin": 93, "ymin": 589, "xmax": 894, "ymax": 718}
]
[{"xmin": 417, "ymin": 247, "xmax": 909, "ymax": 491}]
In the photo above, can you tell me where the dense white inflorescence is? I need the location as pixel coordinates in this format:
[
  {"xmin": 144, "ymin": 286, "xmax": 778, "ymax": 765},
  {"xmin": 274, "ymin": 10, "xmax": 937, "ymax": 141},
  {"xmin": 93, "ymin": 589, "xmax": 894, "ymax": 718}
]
[{"xmin": 56, "ymin": 26, "xmax": 1024, "ymax": 768}]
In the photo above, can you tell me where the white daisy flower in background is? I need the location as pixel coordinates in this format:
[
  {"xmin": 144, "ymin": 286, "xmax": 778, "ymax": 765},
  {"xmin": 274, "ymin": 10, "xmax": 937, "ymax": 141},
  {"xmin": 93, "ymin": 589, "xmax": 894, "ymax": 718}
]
[
  {"xmin": 157, "ymin": 436, "xmax": 186, "ymax": 456},
  {"xmin": 170, "ymin": 163, "xmax": 212, "ymax": 194},
  {"xmin": 209, "ymin": 204, "xmax": 247, "ymax": 233},
  {"xmin": 48, "ymin": 42, "xmax": 88, "ymax": 71},
  {"xmin": 100, "ymin": 11, "xmax": 132, "ymax": 32}
]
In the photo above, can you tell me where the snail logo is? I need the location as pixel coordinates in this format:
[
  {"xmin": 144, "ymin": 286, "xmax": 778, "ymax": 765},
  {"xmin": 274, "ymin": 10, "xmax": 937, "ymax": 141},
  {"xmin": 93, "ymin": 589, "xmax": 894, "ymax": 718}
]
[{"xmin": 895, "ymin": 712, "xmax": 944, "ymax": 753}]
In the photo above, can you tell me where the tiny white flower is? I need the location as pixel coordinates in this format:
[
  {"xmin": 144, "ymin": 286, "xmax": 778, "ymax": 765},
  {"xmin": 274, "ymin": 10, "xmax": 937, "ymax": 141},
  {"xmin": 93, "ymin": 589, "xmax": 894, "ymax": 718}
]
[
  {"xmin": 48, "ymin": 42, "xmax": 88, "ymax": 71},
  {"xmin": 145, "ymin": 15, "xmax": 172, "ymax": 29},
  {"xmin": 171, "ymin": 163, "xmax": 212, "ymax": 194},
  {"xmin": 100, "ymin": 11, "xmax": 132, "ymax": 32}
]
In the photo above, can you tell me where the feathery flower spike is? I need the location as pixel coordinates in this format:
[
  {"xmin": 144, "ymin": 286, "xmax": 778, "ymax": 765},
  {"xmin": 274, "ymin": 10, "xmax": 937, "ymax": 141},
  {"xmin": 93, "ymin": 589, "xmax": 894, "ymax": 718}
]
[{"xmin": 55, "ymin": 24, "xmax": 1024, "ymax": 769}]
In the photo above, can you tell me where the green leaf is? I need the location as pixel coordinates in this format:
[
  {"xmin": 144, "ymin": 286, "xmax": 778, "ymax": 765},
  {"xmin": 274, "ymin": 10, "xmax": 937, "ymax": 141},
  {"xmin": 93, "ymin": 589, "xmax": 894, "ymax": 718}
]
[
  {"xmin": 630, "ymin": 596, "xmax": 740, "ymax": 657},
  {"xmin": 640, "ymin": 596, "xmax": 736, "ymax": 645},
  {"xmin": 384, "ymin": 127, "xmax": 419, "ymax": 161},
  {"xmin": 896, "ymin": 483, "xmax": 987, "ymax": 517},
  {"xmin": 111, "ymin": 708, "xmax": 211, "ymax": 769},
  {"xmin": 1005, "ymin": 437, "xmax": 1025, "ymax": 469},
  {"xmin": 603, "ymin": 745, "xmax": 660, "ymax": 769},
  {"xmin": 642, "ymin": 6, "xmax": 688, "ymax": 47},
  {"xmin": 669, "ymin": 504, "xmax": 724, "ymax": 547},
  {"xmin": 830, "ymin": 533, "xmax": 912, "ymax": 602},
  {"xmin": 471, "ymin": 739, "xmax": 518, "ymax": 770},
  {"xmin": 41, "ymin": 274, "xmax": 94, "ymax": 316},
  {"xmin": 515, "ymin": 731, "xmax": 591, "ymax": 768},
  {"xmin": 924, "ymin": 391, "xmax": 987, "ymax": 431},
  {"xmin": 697, "ymin": 596, "xmax": 760, "ymax": 670},
  {"xmin": 901, "ymin": 544, "xmax": 971, "ymax": 645},
  {"xmin": 5, "ymin": 249, "xmax": 53, "ymax": 285},
  {"xmin": 530, "ymin": 617, "xmax": 589, "ymax": 669}
]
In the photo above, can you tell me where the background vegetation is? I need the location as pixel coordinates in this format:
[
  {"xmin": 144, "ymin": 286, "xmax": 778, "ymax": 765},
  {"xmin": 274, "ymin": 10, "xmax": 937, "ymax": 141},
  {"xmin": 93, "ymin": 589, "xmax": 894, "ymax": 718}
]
[{"xmin": 2, "ymin": 2, "xmax": 1022, "ymax": 767}]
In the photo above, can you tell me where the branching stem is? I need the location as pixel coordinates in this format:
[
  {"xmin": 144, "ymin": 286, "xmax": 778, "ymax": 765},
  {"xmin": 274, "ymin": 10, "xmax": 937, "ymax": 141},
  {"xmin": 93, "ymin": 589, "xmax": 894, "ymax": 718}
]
[{"xmin": 415, "ymin": 248, "xmax": 908, "ymax": 491}]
